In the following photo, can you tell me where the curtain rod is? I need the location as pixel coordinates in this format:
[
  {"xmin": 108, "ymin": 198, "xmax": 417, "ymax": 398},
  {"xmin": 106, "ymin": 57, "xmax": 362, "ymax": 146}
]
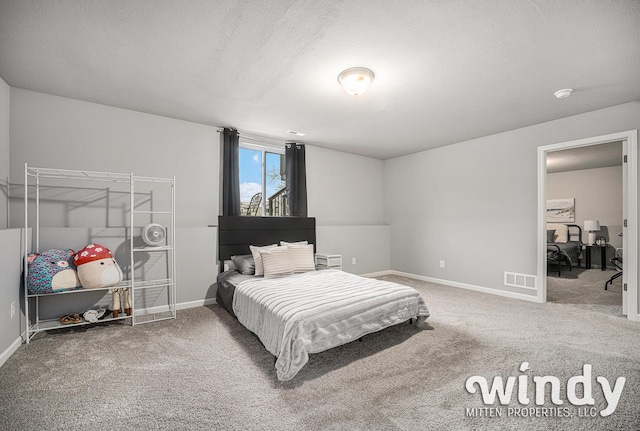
[{"xmin": 216, "ymin": 128, "xmax": 299, "ymax": 147}]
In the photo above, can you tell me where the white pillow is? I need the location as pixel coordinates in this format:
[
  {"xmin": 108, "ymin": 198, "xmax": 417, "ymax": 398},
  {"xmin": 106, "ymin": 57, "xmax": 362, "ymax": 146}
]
[
  {"xmin": 249, "ymin": 244, "xmax": 278, "ymax": 276},
  {"xmin": 260, "ymin": 247, "xmax": 294, "ymax": 279},
  {"xmin": 287, "ymin": 244, "xmax": 316, "ymax": 273},
  {"xmin": 280, "ymin": 240, "xmax": 308, "ymax": 246},
  {"xmin": 547, "ymin": 223, "xmax": 569, "ymax": 243}
]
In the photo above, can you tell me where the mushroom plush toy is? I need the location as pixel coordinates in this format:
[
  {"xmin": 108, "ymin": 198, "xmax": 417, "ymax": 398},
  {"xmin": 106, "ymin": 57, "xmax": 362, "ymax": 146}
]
[
  {"xmin": 74, "ymin": 244, "xmax": 123, "ymax": 288},
  {"xmin": 74, "ymin": 244, "xmax": 129, "ymax": 317}
]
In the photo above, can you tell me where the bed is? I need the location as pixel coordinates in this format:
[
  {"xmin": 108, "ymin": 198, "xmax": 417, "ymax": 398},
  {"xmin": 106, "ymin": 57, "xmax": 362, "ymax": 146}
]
[
  {"xmin": 546, "ymin": 223, "xmax": 582, "ymax": 276},
  {"xmin": 217, "ymin": 216, "xmax": 430, "ymax": 381}
]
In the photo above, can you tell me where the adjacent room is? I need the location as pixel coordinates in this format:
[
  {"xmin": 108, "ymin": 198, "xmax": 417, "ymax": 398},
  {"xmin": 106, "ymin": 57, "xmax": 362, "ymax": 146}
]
[
  {"xmin": 546, "ymin": 141, "xmax": 625, "ymax": 316},
  {"xmin": 0, "ymin": 1, "xmax": 639, "ymax": 430}
]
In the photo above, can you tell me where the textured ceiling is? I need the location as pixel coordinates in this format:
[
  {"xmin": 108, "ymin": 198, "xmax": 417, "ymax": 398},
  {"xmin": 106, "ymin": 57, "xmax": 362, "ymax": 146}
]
[
  {"xmin": 1, "ymin": 0, "xmax": 639, "ymax": 159},
  {"xmin": 547, "ymin": 141, "xmax": 622, "ymax": 173}
]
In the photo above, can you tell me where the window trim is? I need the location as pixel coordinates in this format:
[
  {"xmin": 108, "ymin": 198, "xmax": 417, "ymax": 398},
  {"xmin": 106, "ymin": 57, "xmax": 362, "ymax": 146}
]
[{"xmin": 239, "ymin": 141, "xmax": 285, "ymax": 217}]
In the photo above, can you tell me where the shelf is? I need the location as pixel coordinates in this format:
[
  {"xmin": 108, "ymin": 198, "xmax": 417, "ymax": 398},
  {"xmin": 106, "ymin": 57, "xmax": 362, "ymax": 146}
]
[
  {"xmin": 25, "ymin": 167, "xmax": 175, "ymax": 185},
  {"xmin": 134, "ymin": 310, "xmax": 176, "ymax": 325},
  {"xmin": 133, "ymin": 175, "xmax": 175, "ymax": 184},
  {"xmin": 28, "ymin": 314, "xmax": 132, "ymax": 333},
  {"xmin": 26, "ymin": 279, "xmax": 173, "ymax": 297},
  {"xmin": 27, "ymin": 281, "xmax": 133, "ymax": 298},
  {"xmin": 24, "ymin": 164, "xmax": 176, "ymax": 343},
  {"xmin": 26, "ymin": 166, "xmax": 131, "ymax": 183},
  {"xmin": 133, "ymin": 278, "xmax": 174, "ymax": 290},
  {"xmin": 133, "ymin": 246, "xmax": 174, "ymax": 252}
]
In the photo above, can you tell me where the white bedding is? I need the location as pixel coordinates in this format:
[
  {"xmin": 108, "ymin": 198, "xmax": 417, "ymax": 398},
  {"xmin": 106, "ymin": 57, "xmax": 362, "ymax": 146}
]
[{"xmin": 232, "ymin": 269, "xmax": 430, "ymax": 381}]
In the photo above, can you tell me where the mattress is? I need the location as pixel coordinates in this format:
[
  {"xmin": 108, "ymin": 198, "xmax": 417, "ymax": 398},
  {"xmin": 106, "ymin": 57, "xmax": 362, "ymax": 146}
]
[
  {"xmin": 216, "ymin": 270, "xmax": 255, "ymax": 317},
  {"xmin": 232, "ymin": 269, "xmax": 430, "ymax": 381}
]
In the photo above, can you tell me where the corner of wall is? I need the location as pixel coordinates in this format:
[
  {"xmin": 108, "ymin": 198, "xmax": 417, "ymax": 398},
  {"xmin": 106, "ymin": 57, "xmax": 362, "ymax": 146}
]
[{"xmin": 0, "ymin": 76, "xmax": 10, "ymax": 230}]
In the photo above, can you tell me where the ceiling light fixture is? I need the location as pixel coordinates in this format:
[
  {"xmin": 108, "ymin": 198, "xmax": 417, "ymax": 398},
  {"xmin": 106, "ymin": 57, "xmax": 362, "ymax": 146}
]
[
  {"xmin": 554, "ymin": 88, "xmax": 573, "ymax": 99},
  {"xmin": 287, "ymin": 130, "xmax": 307, "ymax": 137},
  {"xmin": 338, "ymin": 67, "xmax": 375, "ymax": 97}
]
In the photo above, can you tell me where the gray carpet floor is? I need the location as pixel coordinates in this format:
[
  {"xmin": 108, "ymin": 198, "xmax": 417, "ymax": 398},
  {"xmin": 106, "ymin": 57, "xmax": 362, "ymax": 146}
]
[
  {"xmin": 547, "ymin": 267, "xmax": 623, "ymax": 317},
  {"xmin": 1, "ymin": 274, "xmax": 639, "ymax": 431}
]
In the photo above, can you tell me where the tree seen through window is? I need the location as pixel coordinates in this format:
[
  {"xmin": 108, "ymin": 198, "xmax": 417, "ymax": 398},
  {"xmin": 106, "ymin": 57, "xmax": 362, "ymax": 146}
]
[{"xmin": 239, "ymin": 146, "xmax": 286, "ymax": 216}]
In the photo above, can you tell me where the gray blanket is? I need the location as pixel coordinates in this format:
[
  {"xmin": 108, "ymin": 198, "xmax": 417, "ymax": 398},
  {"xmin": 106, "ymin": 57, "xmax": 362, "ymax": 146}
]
[{"xmin": 547, "ymin": 241, "xmax": 581, "ymax": 266}]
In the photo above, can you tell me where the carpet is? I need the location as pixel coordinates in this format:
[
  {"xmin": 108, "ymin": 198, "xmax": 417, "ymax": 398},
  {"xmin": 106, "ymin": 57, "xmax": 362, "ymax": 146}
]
[
  {"xmin": 1, "ymin": 275, "xmax": 639, "ymax": 431},
  {"xmin": 547, "ymin": 267, "xmax": 623, "ymax": 317}
]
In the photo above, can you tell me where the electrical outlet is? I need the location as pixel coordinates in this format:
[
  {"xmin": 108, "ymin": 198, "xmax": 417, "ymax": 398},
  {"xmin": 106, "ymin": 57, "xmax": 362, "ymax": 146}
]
[
  {"xmin": 440, "ymin": 260, "xmax": 445, "ymax": 268},
  {"xmin": 352, "ymin": 257, "xmax": 357, "ymax": 265},
  {"xmin": 10, "ymin": 301, "xmax": 16, "ymax": 319}
]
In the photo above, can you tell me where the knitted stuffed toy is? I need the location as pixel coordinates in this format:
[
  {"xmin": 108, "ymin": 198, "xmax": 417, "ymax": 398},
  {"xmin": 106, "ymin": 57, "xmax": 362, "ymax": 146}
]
[{"xmin": 27, "ymin": 249, "xmax": 81, "ymax": 294}]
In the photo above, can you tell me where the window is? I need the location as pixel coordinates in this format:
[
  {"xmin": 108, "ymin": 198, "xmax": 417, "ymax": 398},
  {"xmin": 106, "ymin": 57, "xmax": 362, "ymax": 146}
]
[{"xmin": 239, "ymin": 143, "xmax": 287, "ymax": 216}]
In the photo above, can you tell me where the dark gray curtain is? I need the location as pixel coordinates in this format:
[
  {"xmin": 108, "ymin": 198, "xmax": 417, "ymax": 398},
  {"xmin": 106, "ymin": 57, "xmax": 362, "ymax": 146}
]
[
  {"xmin": 285, "ymin": 143, "xmax": 307, "ymax": 217},
  {"xmin": 222, "ymin": 128, "xmax": 241, "ymax": 216}
]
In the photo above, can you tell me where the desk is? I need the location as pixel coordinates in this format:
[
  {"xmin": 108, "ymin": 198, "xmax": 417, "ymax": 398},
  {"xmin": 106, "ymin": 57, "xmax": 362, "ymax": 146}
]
[{"xmin": 585, "ymin": 244, "xmax": 607, "ymax": 270}]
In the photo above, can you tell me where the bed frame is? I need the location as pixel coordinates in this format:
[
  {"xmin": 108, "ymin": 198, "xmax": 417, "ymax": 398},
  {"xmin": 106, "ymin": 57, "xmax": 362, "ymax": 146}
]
[
  {"xmin": 547, "ymin": 223, "xmax": 582, "ymax": 276},
  {"xmin": 216, "ymin": 215, "xmax": 428, "ymax": 380},
  {"xmin": 218, "ymin": 216, "xmax": 316, "ymax": 269}
]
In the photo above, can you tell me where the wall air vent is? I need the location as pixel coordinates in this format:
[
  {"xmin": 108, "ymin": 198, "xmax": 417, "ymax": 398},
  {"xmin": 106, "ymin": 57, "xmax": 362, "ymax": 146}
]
[{"xmin": 504, "ymin": 272, "xmax": 537, "ymax": 290}]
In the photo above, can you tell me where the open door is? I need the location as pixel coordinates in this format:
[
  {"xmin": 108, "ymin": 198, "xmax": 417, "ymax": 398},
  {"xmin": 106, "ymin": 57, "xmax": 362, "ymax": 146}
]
[
  {"xmin": 538, "ymin": 129, "xmax": 638, "ymax": 322},
  {"xmin": 622, "ymin": 140, "xmax": 628, "ymax": 315}
]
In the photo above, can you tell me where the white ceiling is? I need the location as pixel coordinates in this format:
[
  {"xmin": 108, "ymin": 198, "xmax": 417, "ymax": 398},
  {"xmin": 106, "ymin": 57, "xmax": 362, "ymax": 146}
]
[
  {"xmin": 0, "ymin": 1, "xmax": 639, "ymax": 160},
  {"xmin": 546, "ymin": 141, "xmax": 623, "ymax": 173}
]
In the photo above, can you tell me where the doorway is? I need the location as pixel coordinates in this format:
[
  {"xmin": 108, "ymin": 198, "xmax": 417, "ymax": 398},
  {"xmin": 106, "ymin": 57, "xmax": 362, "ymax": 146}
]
[
  {"xmin": 546, "ymin": 141, "xmax": 623, "ymax": 315},
  {"xmin": 537, "ymin": 130, "xmax": 638, "ymax": 322}
]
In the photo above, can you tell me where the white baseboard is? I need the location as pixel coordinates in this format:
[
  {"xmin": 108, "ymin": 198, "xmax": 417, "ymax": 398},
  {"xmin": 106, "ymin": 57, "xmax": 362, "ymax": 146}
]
[
  {"xmin": 385, "ymin": 270, "xmax": 540, "ymax": 303},
  {"xmin": 0, "ymin": 337, "xmax": 22, "ymax": 368},
  {"xmin": 135, "ymin": 297, "xmax": 217, "ymax": 316},
  {"xmin": 361, "ymin": 270, "xmax": 394, "ymax": 278},
  {"xmin": 627, "ymin": 311, "xmax": 640, "ymax": 322}
]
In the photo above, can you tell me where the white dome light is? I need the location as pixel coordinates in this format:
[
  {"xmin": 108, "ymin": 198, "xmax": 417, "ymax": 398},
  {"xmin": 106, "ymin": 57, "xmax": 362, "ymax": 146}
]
[
  {"xmin": 554, "ymin": 88, "xmax": 573, "ymax": 99},
  {"xmin": 338, "ymin": 67, "xmax": 375, "ymax": 97}
]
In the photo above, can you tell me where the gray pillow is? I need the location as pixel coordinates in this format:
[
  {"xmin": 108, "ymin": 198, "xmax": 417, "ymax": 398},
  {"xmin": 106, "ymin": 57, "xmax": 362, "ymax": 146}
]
[
  {"xmin": 546, "ymin": 229, "xmax": 556, "ymax": 243},
  {"xmin": 231, "ymin": 254, "xmax": 255, "ymax": 275}
]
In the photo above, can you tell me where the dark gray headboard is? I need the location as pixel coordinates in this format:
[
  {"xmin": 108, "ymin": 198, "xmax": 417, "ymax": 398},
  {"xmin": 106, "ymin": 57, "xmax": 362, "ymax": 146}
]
[{"xmin": 218, "ymin": 216, "xmax": 316, "ymax": 266}]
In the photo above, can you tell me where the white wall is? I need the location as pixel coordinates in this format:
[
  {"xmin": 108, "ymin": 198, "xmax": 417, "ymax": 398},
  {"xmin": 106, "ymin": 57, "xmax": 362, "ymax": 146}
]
[
  {"xmin": 16, "ymin": 89, "xmax": 639, "ymax": 341},
  {"xmin": 306, "ymin": 145, "xmax": 390, "ymax": 273},
  {"xmin": 0, "ymin": 76, "xmax": 9, "ymax": 229},
  {"xmin": 8, "ymin": 90, "xmax": 391, "ymax": 312},
  {"xmin": 307, "ymin": 145, "xmax": 385, "ymax": 225},
  {"xmin": 385, "ymin": 101, "xmax": 640, "ymax": 298},
  {"xmin": 548, "ymin": 165, "xmax": 623, "ymax": 249},
  {"xmin": 0, "ymin": 229, "xmax": 22, "ymax": 367},
  {"xmin": 316, "ymin": 225, "xmax": 390, "ymax": 275},
  {"xmin": 0, "ymin": 80, "xmax": 397, "ymax": 364},
  {"xmin": 0, "ymin": 77, "xmax": 20, "ymax": 367},
  {"xmin": 9, "ymin": 89, "xmax": 220, "ymax": 310},
  {"xmin": 10, "ymin": 88, "xmax": 218, "ymax": 227}
]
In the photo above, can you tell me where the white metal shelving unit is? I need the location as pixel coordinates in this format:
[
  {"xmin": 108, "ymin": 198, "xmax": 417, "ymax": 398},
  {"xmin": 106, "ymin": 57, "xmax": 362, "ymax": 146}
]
[
  {"xmin": 129, "ymin": 174, "xmax": 177, "ymax": 326},
  {"xmin": 23, "ymin": 164, "xmax": 176, "ymax": 343}
]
